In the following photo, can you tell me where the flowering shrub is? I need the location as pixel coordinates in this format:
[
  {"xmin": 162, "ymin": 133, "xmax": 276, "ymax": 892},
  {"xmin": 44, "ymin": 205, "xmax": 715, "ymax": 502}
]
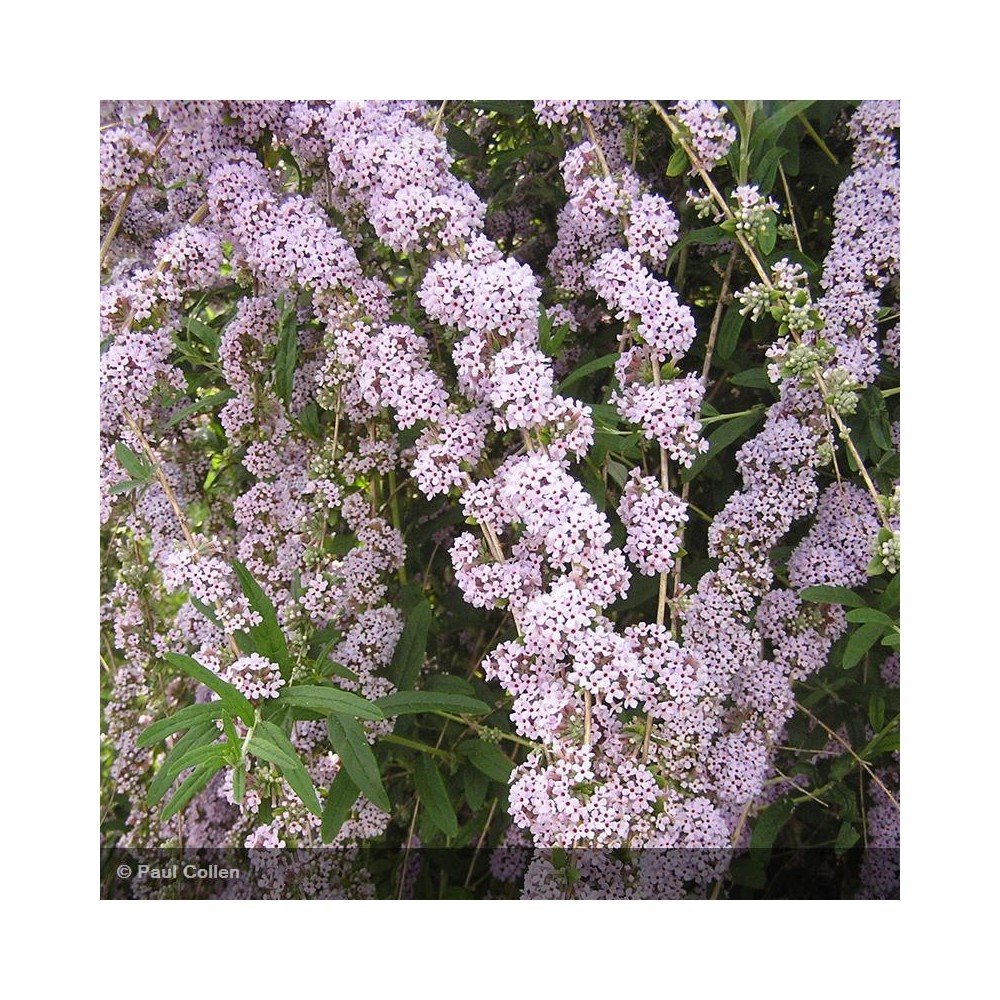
[{"xmin": 100, "ymin": 99, "xmax": 899, "ymax": 899}]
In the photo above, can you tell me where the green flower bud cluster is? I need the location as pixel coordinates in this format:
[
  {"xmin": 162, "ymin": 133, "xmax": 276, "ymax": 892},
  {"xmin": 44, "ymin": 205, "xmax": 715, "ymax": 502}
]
[{"xmin": 822, "ymin": 366, "xmax": 861, "ymax": 416}]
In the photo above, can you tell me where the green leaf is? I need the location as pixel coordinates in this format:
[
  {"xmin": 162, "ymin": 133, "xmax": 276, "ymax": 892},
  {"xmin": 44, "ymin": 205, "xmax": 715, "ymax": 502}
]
[
  {"xmin": 666, "ymin": 146, "xmax": 689, "ymax": 176},
  {"xmin": 730, "ymin": 367, "xmax": 774, "ymax": 390},
  {"xmin": 321, "ymin": 769, "xmax": 360, "ymax": 843},
  {"xmin": 279, "ymin": 684, "xmax": 385, "ymax": 721},
  {"xmin": 749, "ymin": 796, "xmax": 794, "ymax": 851},
  {"xmin": 375, "ymin": 690, "xmax": 492, "ymax": 718},
  {"xmin": 166, "ymin": 390, "xmax": 236, "ymax": 428},
  {"xmin": 231, "ymin": 762, "xmax": 245, "ymax": 806},
  {"xmin": 752, "ymin": 146, "xmax": 787, "ymax": 194},
  {"xmin": 835, "ymin": 821, "xmax": 860, "ymax": 853},
  {"xmin": 845, "ymin": 608, "xmax": 895, "ymax": 627},
  {"xmin": 842, "ymin": 622, "xmax": 885, "ymax": 670},
  {"xmin": 474, "ymin": 100, "xmax": 531, "ymax": 117},
  {"xmin": 189, "ymin": 595, "xmax": 221, "ymax": 627},
  {"xmin": 799, "ymin": 585, "xmax": 867, "ymax": 609},
  {"xmin": 163, "ymin": 652, "xmax": 255, "ymax": 727},
  {"xmin": 757, "ymin": 101, "xmax": 816, "ymax": 144},
  {"xmin": 681, "ymin": 406, "xmax": 764, "ymax": 483},
  {"xmin": 252, "ymin": 721, "xmax": 323, "ymax": 817},
  {"xmin": 459, "ymin": 739, "xmax": 513, "ymax": 784},
  {"xmin": 109, "ymin": 479, "xmax": 144, "ymax": 495},
  {"xmin": 464, "ymin": 765, "xmax": 489, "ymax": 813},
  {"xmin": 413, "ymin": 756, "xmax": 459, "ymax": 839},
  {"xmin": 879, "ymin": 573, "xmax": 900, "ymax": 612},
  {"xmin": 868, "ymin": 692, "xmax": 886, "ymax": 733},
  {"xmin": 716, "ymin": 306, "xmax": 746, "ymax": 360},
  {"xmin": 557, "ymin": 352, "xmax": 619, "ymax": 394},
  {"xmin": 666, "ymin": 225, "xmax": 728, "ymax": 269},
  {"xmin": 115, "ymin": 442, "xmax": 151, "ymax": 483},
  {"xmin": 146, "ymin": 721, "xmax": 220, "ymax": 806},
  {"xmin": 187, "ymin": 317, "xmax": 220, "ymax": 350},
  {"xmin": 273, "ymin": 304, "xmax": 298, "ymax": 407},
  {"xmin": 388, "ymin": 598, "xmax": 432, "ymax": 691},
  {"xmin": 161, "ymin": 759, "xmax": 225, "ymax": 821},
  {"xmin": 232, "ymin": 560, "xmax": 293, "ymax": 683},
  {"xmin": 327, "ymin": 714, "xmax": 391, "ymax": 814},
  {"xmin": 164, "ymin": 741, "xmax": 229, "ymax": 777},
  {"xmin": 757, "ymin": 214, "xmax": 777, "ymax": 255},
  {"xmin": 137, "ymin": 701, "xmax": 224, "ymax": 748},
  {"xmin": 446, "ymin": 123, "xmax": 480, "ymax": 158},
  {"xmin": 863, "ymin": 722, "xmax": 900, "ymax": 757},
  {"xmin": 880, "ymin": 631, "xmax": 901, "ymax": 648}
]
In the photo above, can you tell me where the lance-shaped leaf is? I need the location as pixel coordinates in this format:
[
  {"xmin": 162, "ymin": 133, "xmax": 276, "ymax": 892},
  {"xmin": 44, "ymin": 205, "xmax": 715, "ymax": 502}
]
[
  {"xmin": 321, "ymin": 769, "xmax": 361, "ymax": 844},
  {"xmin": 413, "ymin": 756, "xmax": 458, "ymax": 839},
  {"xmin": 232, "ymin": 560, "xmax": 293, "ymax": 682},
  {"xmin": 253, "ymin": 720, "xmax": 323, "ymax": 816},
  {"xmin": 163, "ymin": 652, "xmax": 255, "ymax": 727},
  {"xmin": 138, "ymin": 701, "xmax": 224, "ymax": 748},
  {"xmin": 161, "ymin": 753, "xmax": 228, "ymax": 821},
  {"xmin": 327, "ymin": 713, "xmax": 390, "ymax": 814},
  {"xmin": 459, "ymin": 739, "xmax": 513, "ymax": 784},
  {"xmin": 375, "ymin": 690, "xmax": 491, "ymax": 718},
  {"xmin": 279, "ymin": 685, "xmax": 385, "ymax": 721},
  {"xmin": 146, "ymin": 721, "xmax": 220, "ymax": 807}
]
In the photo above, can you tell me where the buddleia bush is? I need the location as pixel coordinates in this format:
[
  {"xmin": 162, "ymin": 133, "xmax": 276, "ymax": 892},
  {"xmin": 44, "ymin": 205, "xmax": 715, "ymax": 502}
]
[{"xmin": 100, "ymin": 99, "xmax": 899, "ymax": 900}]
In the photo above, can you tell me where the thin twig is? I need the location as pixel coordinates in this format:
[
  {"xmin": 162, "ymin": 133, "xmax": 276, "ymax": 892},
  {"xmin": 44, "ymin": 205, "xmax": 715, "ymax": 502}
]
[{"xmin": 796, "ymin": 702, "xmax": 899, "ymax": 810}]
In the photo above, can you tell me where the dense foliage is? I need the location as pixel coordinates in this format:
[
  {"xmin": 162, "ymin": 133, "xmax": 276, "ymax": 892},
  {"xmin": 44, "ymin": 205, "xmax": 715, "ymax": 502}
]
[{"xmin": 100, "ymin": 99, "xmax": 899, "ymax": 899}]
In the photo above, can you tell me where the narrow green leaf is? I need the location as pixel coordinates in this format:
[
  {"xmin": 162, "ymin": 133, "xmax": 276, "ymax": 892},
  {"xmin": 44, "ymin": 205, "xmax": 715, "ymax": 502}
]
[
  {"xmin": 757, "ymin": 215, "xmax": 777, "ymax": 255},
  {"xmin": 253, "ymin": 721, "xmax": 323, "ymax": 817},
  {"xmin": 247, "ymin": 733, "xmax": 299, "ymax": 772},
  {"xmin": 163, "ymin": 652, "xmax": 255, "ymax": 727},
  {"xmin": 464, "ymin": 765, "xmax": 489, "ymax": 813},
  {"xmin": 161, "ymin": 759, "xmax": 224, "ymax": 821},
  {"xmin": 375, "ymin": 691, "xmax": 491, "ymax": 718},
  {"xmin": 232, "ymin": 560, "xmax": 293, "ymax": 682},
  {"xmin": 666, "ymin": 146, "xmax": 689, "ymax": 176},
  {"xmin": 845, "ymin": 608, "xmax": 895, "ymax": 627},
  {"xmin": 868, "ymin": 692, "xmax": 886, "ymax": 733},
  {"xmin": 749, "ymin": 796, "xmax": 794, "ymax": 851},
  {"xmin": 880, "ymin": 631, "xmax": 901, "ymax": 648},
  {"xmin": 232, "ymin": 763, "xmax": 245, "ymax": 806},
  {"xmin": 189, "ymin": 595, "xmax": 221, "ymax": 627},
  {"xmin": 729, "ymin": 367, "xmax": 775, "ymax": 390},
  {"xmin": 321, "ymin": 769, "xmax": 361, "ymax": 843},
  {"xmin": 446, "ymin": 123, "xmax": 480, "ymax": 158},
  {"xmin": 166, "ymin": 390, "xmax": 236, "ymax": 429},
  {"xmin": 474, "ymin": 100, "xmax": 531, "ymax": 117},
  {"xmin": 165, "ymin": 741, "xmax": 229, "ymax": 777},
  {"xmin": 681, "ymin": 407, "xmax": 764, "ymax": 483},
  {"xmin": 557, "ymin": 352, "xmax": 619, "ymax": 394},
  {"xmin": 279, "ymin": 684, "xmax": 385, "ymax": 721},
  {"xmin": 879, "ymin": 574, "xmax": 900, "ymax": 612},
  {"xmin": 413, "ymin": 756, "xmax": 459, "ymax": 839},
  {"xmin": 327, "ymin": 714, "xmax": 391, "ymax": 814},
  {"xmin": 388, "ymin": 598, "xmax": 432, "ymax": 691},
  {"xmin": 273, "ymin": 306, "xmax": 298, "ymax": 407},
  {"xmin": 138, "ymin": 701, "xmax": 224, "ymax": 748},
  {"xmin": 115, "ymin": 442, "xmax": 151, "ymax": 482},
  {"xmin": 842, "ymin": 622, "xmax": 885, "ymax": 669},
  {"xmin": 666, "ymin": 225, "xmax": 728, "ymax": 269},
  {"xmin": 717, "ymin": 306, "xmax": 746, "ymax": 360},
  {"xmin": 799, "ymin": 585, "xmax": 868, "ymax": 609},
  {"xmin": 109, "ymin": 479, "xmax": 144, "ymax": 495},
  {"xmin": 146, "ymin": 721, "xmax": 220, "ymax": 806},
  {"xmin": 835, "ymin": 821, "xmax": 860, "ymax": 853},
  {"xmin": 459, "ymin": 739, "xmax": 513, "ymax": 784},
  {"xmin": 187, "ymin": 317, "xmax": 220, "ymax": 349},
  {"xmin": 757, "ymin": 101, "xmax": 816, "ymax": 144}
]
